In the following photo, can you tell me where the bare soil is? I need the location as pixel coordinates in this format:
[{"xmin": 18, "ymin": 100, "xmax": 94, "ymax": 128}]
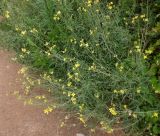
[{"xmin": 0, "ymin": 49, "xmax": 124, "ymax": 136}]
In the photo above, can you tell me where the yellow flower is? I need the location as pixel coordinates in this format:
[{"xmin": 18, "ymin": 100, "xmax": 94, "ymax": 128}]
[
  {"xmin": 145, "ymin": 49, "xmax": 153, "ymax": 54},
  {"xmin": 57, "ymin": 11, "xmax": 61, "ymax": 15},
  {"xmin": 137, "ymin": 89, "xmax": 141, "ymax": 93},
  {"xmin": 5, "ymin": 11, "xmax": 10, "ymax": 18},
  {"xmin": 15, "ymin": 27, "xmax": 19, "ymax": 31},
  {"xmin": 18, "ymin": 67, "xmax": 28, "ymax": 74},
  {"xmin": 67, "ymin": 82, "xmax": 72, "ymax": 87},
  {"xmin": 71, "ymin": 97, "xmax": 77, "ymax": 104},
  {"xmin": 109, "ymin": 107, "xmax": 117, "ymax": 116},
  {"xmin": 63, "ymin": 58, "xmax": 67, "ymax": 61},
  {"xmin": 21, "ymin": 48, "xmax": 27, "ymax": 53},
  {"xmin": 67, "ymin": 73, "xmax": 73, "ymax": 79},
  {"xmin": 43, "ymin": 109, "xmax": 49, "ymax": 115},
  {"xmin": 113, "ymin": 90, "xmax": 118, "ymax": 93},
  {"xmin": 152, "ymin": 112, "xmax": 158, "ymax": 118},
  {"xmin": 62, "ymin": 48, "xmax": 67, "ymax": 53},
  {"xmin": 119, "ymin": 89, "xmax": 125, "ymax": 94},
  {"xmin": 74, "ymin": 62, "xmax": 80, "ymax": 68},
  {"xmin": 79, "ymin": 104, "xmax": 84, "ymax": 112},
  {"xmin": 44, "ymin": 99, "xmax": 48, "ymax": 103},
  {"xmin": 107, "ymin": 2, "xmax": 114, "ymax": 10},
  {"xmin": 123, "ymin": 105, "xmax": 127, "ymax": 109},
  {"xmin": 132, "ymin": 113, "xmax": 137, "ymax": 118},
  {"xmin": 60, "ymin": 122, "xmax": 65, "ymax": 127},
  {"xmin": 43, "ymin": 106, "xmax": 53, "ymax": 115},
  {"xmin": 46, "ymin": 51, "xmax": 51, "ymax": 56},
  {"xmin": 27, "ymin": 98, "xmax": 33, "ymax": 105},
  {"xmin": 11, "ymin": 57, "xmax": 17, "ymax": 61},
  {"xmin": 71, "ymin": 92, "xmax": 76, "ymax": 97},
  {"xmin": 143, "ymin": 18, "xmax": 148, "ymax": 22},
  {"xmin": 143, "ymin": 55, "xmax": 147, "ymax": 59},
  {"xmin": 108, "ymin": 5, "xmax": 113, "ymax": 10},
  {"xmin": 90, "ymin": 30, "xmax": 94, "ymax": 35},
  {"xmin": 53, "ymin": 11, "xmax": 61, "ymax": 21},
  {"xmin": 88, "ymin": 63, "xmax": 96, "ymax": 71},
  {"xmin": 87, "ymin": 0, "xmax": 92, "ymax": 7},
  {"xmin": 79, "ymin": 114, "xmax": 86, "ymax": 124},
  {"xmin": 30, "ymin": 28, "xmax": 38, "ymax": 33},
  {"xmin": 21, "ymin": 30, "xmax": 27, "ymax": 35},
  {"xmin": 35, "ymin": 95, "xmax": 43, "ymax": 100},
  {"xmin": 75, "ymin": 63, "xmax": 80, "ymax": 68},
  {"xmin": 140, "ymin": 14, "xmax": 145, "ymax": 18}
]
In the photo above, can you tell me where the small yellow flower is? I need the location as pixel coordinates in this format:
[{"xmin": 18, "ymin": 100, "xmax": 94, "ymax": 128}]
[
  {"xmin": 67, "ymin": 73, "xmax": 73, "ymax": 79},
  {"xmin": 143, "ymin": 55, "xmax": 147, "ymax": 59},
  {"xmin": 53, "ymin": 11, "xmax": 61, "ymax": 21},
  {"xmin": 140, "ymin": 14, "xmax": 145, "ymax": 18},
  {"xmin": 63, "ymin": 58, "xmax": 67, "ymax": 61},
  {"xmin": 109, "ymin": 107, "xmax": 117, "ymax": 116},
  {"xmin": 57, "ymin": 11, "xmax": 61, "ymax": 15},
  {"xmin": 113, "ymin": 90, "xmax": 118, "ymax": 93},
  {"xmin": 27, "ymin": 98, "xmax": 33, "ymax": 105},
  {"xmin": 43, "ymin": 109, "xmax": 49, "ymax": 115},
  {"xmin": 21, "ymin": 30, "xmax": 27, "ymax": 35},
  {"xmin": 119, "ymin": 89, "xmax": 125, "ymax": 94},
  {"xmin": 143, "ymin": 18, "xmax": 148, "ymax": 22},
  {"xmin": 108, "ymin": 5, "xmax": 112, "ymax": 10},
  {"xmin": 15, "ymin": 27, "xmax": 19, "ymax": 31},
  {"xmin": 86, "ymin": 0, "xmax": 92, "ymax": 7},
  {"xmin": 75, "ymin": 63, "xmax": 80, "ymax": 68},
  {"xmin": 60, "ymin": 122, "xmax": 65, "ymax": 127},
  {"xmin": 30, "ymin": 28, "xmax": 38, "ymax": 33},
  {"xmin": 43, "ymin": 106, "xmax": 53, "ymax": 115},
  {"xmin": 71, "ymin": 92, "xmax": 76, "ymax": 97},
  {"xmin": 123, "ymin": 105, "xmax": 127, "ymax": 109},
  {"xmin": 5, "ymin": 11, "xmax": 10, "ymax": 18},
  {"xmin": 152, "ymin": 112, "xmax": 158, "ymax": 118},
  {"xmin": 90, "ymin": 30, "xmax": 93, "ymax": 35},
  {"xmin": 79, "ymin": 104, "xmax": 84, "ymax": 112},
  {"xmin": 67, "ymin": 82, "xmax": 72, "ymax": 87},
  {"xmin": 79, "ymin": 114, "xmax": 86, "ymax": 124},
  {"xmin": 21, "ymin": 48, "xmax": 27, "ymax": 53},
  {"xmin": 11, "ymin": 57, "xmax": 17, "ymax": 61},
  {"xmin": 18, "ymin": 67, "xmax": 28, "ymax": 74},
  {"xmin": 137, "ymin": 89, "xmax": 141, "ymax": 93},
  {"xmin": 107, "ymin": 2, "xmax": 114, "ymax": 10},
  {"xmin": 35, "ymin": 95, "xmax": 42, "ymax": 99},
  {"xmin": 71, "ymin": 97, "xmax": 77, "ymax": 104}
]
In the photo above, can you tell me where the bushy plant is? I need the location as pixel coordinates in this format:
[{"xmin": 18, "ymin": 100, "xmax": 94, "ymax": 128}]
[{"xmin": 1, "ymin": 0, "xmax": 160, "ymax": 135}]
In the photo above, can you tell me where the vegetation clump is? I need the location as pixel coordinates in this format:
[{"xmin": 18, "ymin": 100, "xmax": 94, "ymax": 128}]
[{"xmin": 0, "ymin": 0, "xmax": 160, "ymax": 135}]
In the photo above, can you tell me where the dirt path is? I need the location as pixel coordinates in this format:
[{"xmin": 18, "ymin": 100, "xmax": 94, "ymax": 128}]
[{"xmin": 0, "ymin": 50, "xmax": 122, "ymax": 136}]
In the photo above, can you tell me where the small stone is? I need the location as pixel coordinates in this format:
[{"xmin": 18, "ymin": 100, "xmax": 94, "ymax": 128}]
[{"xmin": 76, "ymin": 133, "xmax": 85, "ymax": 136}]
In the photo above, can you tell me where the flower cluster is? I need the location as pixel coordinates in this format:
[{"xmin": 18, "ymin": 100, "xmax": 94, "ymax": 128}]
[{"xmin": 53, "ymin": 11, "xmax": 61, "ymax": 21}]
